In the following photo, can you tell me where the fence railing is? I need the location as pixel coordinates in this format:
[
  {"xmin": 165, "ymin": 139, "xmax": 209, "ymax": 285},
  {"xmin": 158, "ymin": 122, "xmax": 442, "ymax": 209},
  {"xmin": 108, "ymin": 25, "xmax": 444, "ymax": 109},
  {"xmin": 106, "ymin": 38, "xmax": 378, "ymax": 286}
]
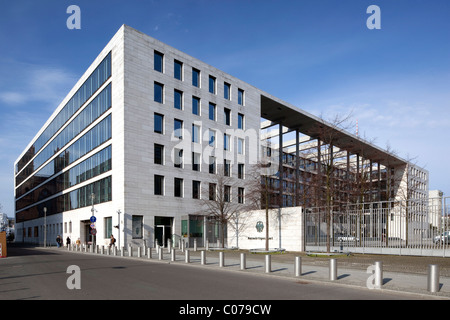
[{"xmin": 305, "ymin": 198, "xmax": 450, "ymax": 256}]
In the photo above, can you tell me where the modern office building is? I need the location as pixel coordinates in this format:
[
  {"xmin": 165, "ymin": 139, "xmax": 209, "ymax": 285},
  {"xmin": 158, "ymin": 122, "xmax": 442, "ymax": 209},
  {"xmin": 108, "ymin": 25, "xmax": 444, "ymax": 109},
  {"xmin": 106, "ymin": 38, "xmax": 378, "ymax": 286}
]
[{"xmin": 14, "ymin": 25, "xmax": 428, "ymax": 250}]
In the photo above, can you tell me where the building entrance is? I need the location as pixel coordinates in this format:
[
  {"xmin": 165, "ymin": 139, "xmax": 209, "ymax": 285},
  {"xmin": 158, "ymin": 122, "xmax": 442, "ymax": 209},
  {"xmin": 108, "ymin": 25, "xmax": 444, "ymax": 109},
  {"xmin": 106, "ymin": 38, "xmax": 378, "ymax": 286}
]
[
  {"xmin": 80, "ymin": 220, "xmax": 94, "ymax": 245},
  {"xmin": 155, "ymin": 216, "xmax": 173, "ymax": 247}
]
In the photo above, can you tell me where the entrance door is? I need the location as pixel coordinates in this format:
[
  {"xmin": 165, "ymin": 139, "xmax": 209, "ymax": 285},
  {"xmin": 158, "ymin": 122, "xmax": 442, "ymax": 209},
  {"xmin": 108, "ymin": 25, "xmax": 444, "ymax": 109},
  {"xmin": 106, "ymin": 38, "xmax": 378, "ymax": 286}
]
[{"xmin": 154, "ymin": 217, "xmax": 173, "ymax": 247}]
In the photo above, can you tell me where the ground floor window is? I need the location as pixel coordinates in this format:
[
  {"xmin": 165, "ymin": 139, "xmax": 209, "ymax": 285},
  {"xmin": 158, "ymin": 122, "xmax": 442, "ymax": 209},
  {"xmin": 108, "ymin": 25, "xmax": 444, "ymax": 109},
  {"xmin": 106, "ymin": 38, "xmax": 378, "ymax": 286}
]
[{"xmin": 132, "ymin": 215, "xmax": 143, "ymax": 239}]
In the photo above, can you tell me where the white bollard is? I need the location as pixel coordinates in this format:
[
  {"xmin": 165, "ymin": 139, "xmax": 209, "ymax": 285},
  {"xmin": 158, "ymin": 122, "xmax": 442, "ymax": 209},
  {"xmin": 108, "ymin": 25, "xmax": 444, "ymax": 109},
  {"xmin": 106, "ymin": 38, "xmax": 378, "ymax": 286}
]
[
  {"xmin": 201, "ymin": 251, "xmax": 206, "ymax": 265},
  {"xmin": 265, "ymin": 255, "xmax": 271, "ymax": 273},
  {"xmin": 159, "ymin": 248, "xmax": 163, "ymax": 260},
  {"xmin": 171, "ymin": 249, "xmax": 176, "ymax": 261},
  {"xmin": 428, "ymin": 264, "xmax": 440, "ymax": 293},
  {"xmin": 295, "ymin": 256, "xmax": 302, "ymax": 277},
  {"xmin": 219, "ymin": 251, "xmax": 225, "ymax": 267},
  {"xmin": 147, "ymin": 247, "xmax": 152, "ymax": 259},
  {"xmin": 185, "ymin": 250, "xmax": 190, "ymax": 263},
  {"xmin": 240, "ymin": 253, "xmax": 246, "ymax": 270},
  {"xmin": 330, "ymin": 259, "xmax": 337, "ymax": 281}
]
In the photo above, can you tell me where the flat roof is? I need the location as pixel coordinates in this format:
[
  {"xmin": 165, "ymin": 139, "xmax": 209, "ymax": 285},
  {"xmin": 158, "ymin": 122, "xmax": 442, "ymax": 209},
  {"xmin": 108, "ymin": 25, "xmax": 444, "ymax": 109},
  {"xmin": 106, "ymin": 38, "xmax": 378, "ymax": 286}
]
[{"xmin": 260, "ymin": 94, "xmax": 407, "ymax": 168}]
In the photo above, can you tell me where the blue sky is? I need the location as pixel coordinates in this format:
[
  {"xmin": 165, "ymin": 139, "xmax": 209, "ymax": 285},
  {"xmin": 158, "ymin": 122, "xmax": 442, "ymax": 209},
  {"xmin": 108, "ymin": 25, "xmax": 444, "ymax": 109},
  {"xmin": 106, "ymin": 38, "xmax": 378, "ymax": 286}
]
[{"xmin": 1, "ymin": 0, "xmax": 449, "ymax": 218}]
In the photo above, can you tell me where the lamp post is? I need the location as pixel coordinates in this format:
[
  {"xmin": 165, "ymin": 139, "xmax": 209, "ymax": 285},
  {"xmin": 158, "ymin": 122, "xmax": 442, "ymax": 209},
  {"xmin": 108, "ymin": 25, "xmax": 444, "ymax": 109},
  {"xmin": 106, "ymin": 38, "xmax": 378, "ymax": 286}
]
[
  {"xmin": 91, "ymin": 193, "xmax": 96, "ymax": 245},
  {"xmin": 116, "ymin": 209, "xmax": 121, "ymax": 249},
  {"xmin": 43, "ymin": 207, "xmax": 47, "ymax": 248}
]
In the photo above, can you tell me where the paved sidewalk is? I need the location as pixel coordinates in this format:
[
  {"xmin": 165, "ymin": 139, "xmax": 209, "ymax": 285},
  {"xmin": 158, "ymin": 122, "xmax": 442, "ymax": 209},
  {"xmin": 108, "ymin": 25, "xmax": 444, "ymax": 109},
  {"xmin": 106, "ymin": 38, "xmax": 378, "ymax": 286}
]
[{"xmin": 62, "ymin": 245, "xmax": 450, "ymax": 299}]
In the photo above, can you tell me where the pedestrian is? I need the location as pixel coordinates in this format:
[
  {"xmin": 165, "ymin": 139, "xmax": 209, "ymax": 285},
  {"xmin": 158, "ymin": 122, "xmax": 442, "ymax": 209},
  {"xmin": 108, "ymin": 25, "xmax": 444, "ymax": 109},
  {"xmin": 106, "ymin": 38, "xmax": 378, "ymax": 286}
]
[
  {"xmin": 66, "ymin": 236, "xmax": 71, "ymax": 247},
  {"xmin": 56, "ymin": 235, "xmax": 62, "ymax": 248},
  {"xmin": 109, "ymin": 234, "xmax": 116, "ymax": 248}
]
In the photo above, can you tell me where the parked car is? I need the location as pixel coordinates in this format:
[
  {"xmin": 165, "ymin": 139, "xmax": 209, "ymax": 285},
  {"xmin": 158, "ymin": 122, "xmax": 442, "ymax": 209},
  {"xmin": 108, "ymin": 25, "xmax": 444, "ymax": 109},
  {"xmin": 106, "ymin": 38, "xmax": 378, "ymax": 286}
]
[{"xmin": 434, "ymin": 231, "xmax": 450, "ymax": 244}]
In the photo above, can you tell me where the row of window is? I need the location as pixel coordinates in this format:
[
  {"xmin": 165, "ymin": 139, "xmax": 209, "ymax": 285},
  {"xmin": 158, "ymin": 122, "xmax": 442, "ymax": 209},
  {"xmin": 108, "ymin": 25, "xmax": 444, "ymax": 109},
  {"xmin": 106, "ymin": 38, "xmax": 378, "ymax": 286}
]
[
  {"xmin": 16, "ymin": 84, "xmax": 112, "ymax": 187},
  {"xmin": 153, "ymin": 82, "xmax": 246, "ymax": 128},
  {"xmin": 154, "ymin": 143, "xmax": 245, "ymax": 177},
  {"xmin": 153, "ymin": 174, "xmax": 245, "ymax": 203},
  {"xmin": 154, "ymin": 113, "xmax": 245, "ymax": 153},
  {"xmin": 154, "ymin": 50, "xmax": 245, "ymax": 105},
  {"xmin": 16, "ymin": 52, "xmax": 111, "ymax": 174}
]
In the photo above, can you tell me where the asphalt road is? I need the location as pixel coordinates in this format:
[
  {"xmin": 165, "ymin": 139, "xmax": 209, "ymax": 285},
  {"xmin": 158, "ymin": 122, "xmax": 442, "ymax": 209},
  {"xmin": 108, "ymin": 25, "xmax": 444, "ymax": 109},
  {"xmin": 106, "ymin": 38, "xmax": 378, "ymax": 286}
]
[{"xmin": 0, "ymin": 245, "xmax": 426, "ymax": 302}]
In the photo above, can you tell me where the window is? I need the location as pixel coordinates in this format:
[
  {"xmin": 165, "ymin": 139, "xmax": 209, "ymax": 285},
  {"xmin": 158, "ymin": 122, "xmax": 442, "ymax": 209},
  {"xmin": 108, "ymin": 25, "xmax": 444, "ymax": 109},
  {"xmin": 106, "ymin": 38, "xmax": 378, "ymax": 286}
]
[
  {"xmin": 224, "ymin": 108, "xmax": 231, "ymax": 126},
  {"xmin": 224, "ymin": 185, "xmax": 231, "ymax": 202},
  {"xmin": 154, "ymin": 113, "xmax": 164, "ymax": 134},
  {"xmin": 224, "ymin": 159, "xmax": 231, "ymax": 177},
  {"xmin": 174, "ymin": 178, "xmax": 183, "ymax": 198},
  {"xmin": 154, "ymin": 51, "xmax": 163, "ymax": 72},
  {"xmin": 209, "ymin": 103, "xmax": 216, "ymax": 121},
  {"xmin": 132, "ymin": 215, "xmax": 143, "ymax": 239},
  {"xmin": 174, "ymin": 60, "xmax": 183, "ymax": 80},
  {"xmin": 238, "ymin": 88, "xmax": 244, "ymax": 106},
  {"xmin": 208, "ymin": 129, "xmax": 216, "ymax": 147},
  {"xmin": 209, "ymin": 183, "xmax": 216, "ymax": 200},
  {"xmin": 154, "ymin": 144, "xmax": 164, "ymax": 165},
  {"xmin": 238, "ymin": 113, "xmax": 244, "ymax": 130},
  {"xmin": 192, "ymin": 180, "xmax": 200, "ymax": 199},
  {"xmin": 174, "ymin": 119, "xmax": 183, "ymax": 139},
  {"xmin": 209, "ymin": 75, "xmax": 216, "ymax": 94},
  {"xmin": 192, "ymin": 68, "xmax": 200, "ymax": 87},
  {"xmin": 154, "ymin": 82, "xmax": 164, "ymax": 103},
  {"xmin": 224, "ymin": 82, "xmax": 231, "ymax": 100},
  {"xmin": 192, "ymin": 152, "xmax": 200, "ymax": 171},
  {"xmin": 154, "ymin": 175, "xmax": 164, "ymax": 195},
  {"xmin": 238, "ymin": 187, "xmax": 244, "ymax": 204},
  {"xmin": 104, "ymin": 217, "xmax": 112, "ymax": 238},
  {"xmin": 192, "ymin": 124, "xmax": 200, "ymax": 143},
  {"xmin": 174, "ymin": 148, "xmax": 183, "ymax": 168},
  {"xmin": 192, "ymin": 96, "xmax": 200, "ymax": 115},
  {"xmin": 238, "ymin": 138, "xmax": 244, "ymax": 155},
  {"xmin": 238, "ymin": 163, "xmax": 245, "ymax": 179},
  {"xmin": 224, "ymin": 134, "xmax": 231, "ymax": 151},
  {"xmin": 209, "ymin": 156, "xmax": 216, "ymax": 174},
  {"xmin": 174, "ymin": 89, "xmax": 183, "ymax": 110}
]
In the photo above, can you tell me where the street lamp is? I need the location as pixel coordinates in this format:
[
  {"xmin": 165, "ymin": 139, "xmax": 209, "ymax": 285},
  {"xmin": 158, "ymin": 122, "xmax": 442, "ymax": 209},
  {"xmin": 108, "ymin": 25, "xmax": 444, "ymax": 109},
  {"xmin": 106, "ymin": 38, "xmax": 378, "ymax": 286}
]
[{"xmin": 43, "ymin": 207, "xmax": 47, "ymax": 248}]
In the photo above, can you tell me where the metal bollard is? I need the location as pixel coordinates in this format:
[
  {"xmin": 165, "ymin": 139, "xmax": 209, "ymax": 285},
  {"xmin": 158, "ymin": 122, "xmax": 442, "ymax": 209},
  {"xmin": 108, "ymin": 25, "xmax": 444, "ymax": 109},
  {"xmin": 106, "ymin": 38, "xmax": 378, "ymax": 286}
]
[
  {"xmin": 374, "ymin": 261, "xmax": 383, "ymax": 289},
  {"xmin": 168, "ymin": 239, "xmax": 172, "ymax": 254},
  {"xmin": 113, "ymin": 246, "xmax": 117, "ymax": 256},
  {"xmin": 240, "ymin": 253, "xmax": 246, "ymax": 270},
  {"xmin": 428, "ymin": 264, "xmax": 440, "ymax": 293},
  {"xmin": 171, "ymin": 249, "xmax": 176, "ymax": 261},
  {"xmin": 330, "ymin": 259, "xmax": 337, "ymax": 281},
  {"xmin": 295, "ymin": 256, "xmax": 302, "ymax": 277},
  {"xmin": 137, "ymin": 246, "xmax": 141, "ymax": 258},
  {"xmin": 185, "ymin": 249, "xmax": 190, "ymax": 263},
  {"xmin": 159, "ymin": 248, "xmax": 163, "ymax": 260},
  {"xmin": 265, "ymin": 255, "xmax": 271, "ymax": 273},
  {"xmin": 100, "ymin": 246, "xmax": 104, "ymax": 255},
  {"xmin": 201, "ymin": 250, "xmax": 206, "ymax": 265},
  {"xmin": 129, "ymin": 246, "xmax": 133, "ymax": 257},
  {"xmin": 194, "ymin": 239, "xmax": 197, "ymax": 252},
  {"xmin": 147, "ymin": 247, "xmax": 152, "ymax": 259},
  {"xmin": 219, "ymin": 252, "xmax": 225, "ymax": 267}
]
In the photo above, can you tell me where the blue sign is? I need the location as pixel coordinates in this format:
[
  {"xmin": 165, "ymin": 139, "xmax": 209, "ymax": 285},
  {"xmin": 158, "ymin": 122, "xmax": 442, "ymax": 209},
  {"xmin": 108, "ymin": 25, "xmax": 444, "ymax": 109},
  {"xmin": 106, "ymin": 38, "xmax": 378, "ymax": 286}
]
[{"xmin": 90, "ymin": 216, "xmax": 96, "ymax": 223}]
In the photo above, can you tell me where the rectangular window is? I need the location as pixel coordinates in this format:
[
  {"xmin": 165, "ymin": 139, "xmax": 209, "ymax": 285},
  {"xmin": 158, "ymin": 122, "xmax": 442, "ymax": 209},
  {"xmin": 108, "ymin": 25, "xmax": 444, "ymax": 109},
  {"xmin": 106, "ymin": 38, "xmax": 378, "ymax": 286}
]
[
  {"xmin": 174, "ymin": 89, "xmax": 183, "ymax": 110},
  {"xmin": 238, "ymin": 187, "xmax": 244, "ymax": 204},
  {"xmin": 224, "ymin": 134, "xmax": 231, "ymax": 151},
  {"xmin": 209, "ymin": 183, "xmax": 216, "ymax": 201},
  {"xmin": 209, "ymin": 103, "xmax": 216, "ymax": 121},
  {"xmin": 224, "ymin": 159, "xmax": 231, "ymax": 177},
  {"xmin": 174, "ymin": 148, "xmax": 183, "ymax": 168},
  {"xmin": 192, "ymin": 152, "xmax": 200, "ymax": 171},
  {"xmin": 174, "ymin": 119, "xmax": 183, "ymax": 139},
  {"xmin": 224, "ymin": 108, "xmax": 231, "ymax": 126},
  {"xmin": 238, "ymin": 88, "xmax": 244, "ymax": 106},
  {"xmin": 209, "ymin": 75, "xmax": 216, "ymax": 94},
  {"xmin": 154, "ymin": 113, "xmax": 164, "ymax": 134},
  {"xmin": 224, "ymin": 185, "xmax": 231, "ymax": 202},
  {"xmin": 192, "ymin": 180, "xmax": 200, "ymax": 199},
  {"xmin": 192, "ymin": 124, "xmax": 200, "ymax": 143},
  {"xmin": 209, "ymin": 156, "xmax": 216, "ymax": 174},
  {"xmin": 154, "ymin": 175, "xmax": 164, "ymax": 195},
  {"xmin": 224, "ymin": 82, "xmax": 231, "ymax": 100},
  {"xmin": 154, "ymin": 144, "xmax": 164, "ymax": 165},
  {"xmin": 104, "ymin": 217, "xmax": 112, "ymax": 238},
  {"xmin": 154, "ymin": 82, "xmax": 164, "ymax": 103},
  {"xmin": 208, "ymin": 129, "xmax": 216, "ymax": 147},
  {"xmin": 192, "ymin": 96, "xmax": 200, "ymax": 115},
  {"xmin": 132, "ymin": 215, "xmax": 143, "ymax": 239},
  {"xmin": 238, "ymin": 163, "xmax": 245, "ymax": 179},
  {"xmin": 174, "ymin": 60, "xmax": 183, "ymax": 80},
  {"xmin": 238, "ymin": 113, "xmax": 244, "ymax": 130},
  {"xmin": 192, "ymin": 68, "xmax": 200, "ymax": 87},
  {"xmin": 154, "ymin": 51, "xmax": 163, "ymax": 73},
  {"xmin": 238, "ymin": 138, "xmax": 244, "ymax": 155},
  {"xmin": 174, "ymin": 178, "xmax": 183, "ymax": 198}
]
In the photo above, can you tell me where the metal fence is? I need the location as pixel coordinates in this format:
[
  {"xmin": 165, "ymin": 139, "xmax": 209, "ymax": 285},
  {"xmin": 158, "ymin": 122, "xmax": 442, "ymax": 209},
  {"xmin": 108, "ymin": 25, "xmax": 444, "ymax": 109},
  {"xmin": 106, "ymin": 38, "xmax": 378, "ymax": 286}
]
[{"xmin": 305, "ymin": 197, "xmax": 450, "ymax": 256}]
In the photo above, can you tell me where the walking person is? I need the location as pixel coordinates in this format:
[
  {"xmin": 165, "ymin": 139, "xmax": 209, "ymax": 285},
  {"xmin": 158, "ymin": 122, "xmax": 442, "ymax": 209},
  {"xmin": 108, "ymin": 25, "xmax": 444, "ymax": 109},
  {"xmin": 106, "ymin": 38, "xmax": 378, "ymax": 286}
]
[
  {"xmin": 109, "ymin": 234, "xmax": 116, "ymax": 248},
  {"xmin": 56, "ymin": 235, "xmax": 62, "ymax": 248}
]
